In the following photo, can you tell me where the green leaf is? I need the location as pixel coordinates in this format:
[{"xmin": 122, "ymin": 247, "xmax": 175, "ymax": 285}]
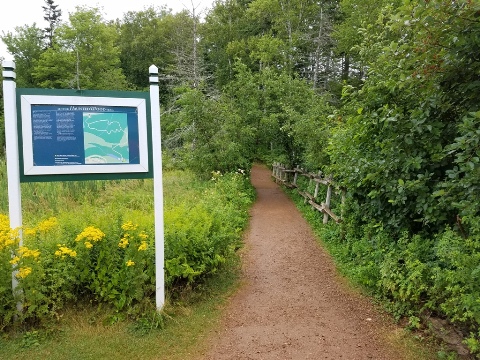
[{"xmin": 432, "ymin": 190, "xmax": 445, "ymax": 197}]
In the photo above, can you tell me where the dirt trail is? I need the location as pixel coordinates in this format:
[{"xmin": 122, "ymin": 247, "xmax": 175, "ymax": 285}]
[{"xmin": 203, "ymin": 164, "xmax": 407, "ymax": 360}]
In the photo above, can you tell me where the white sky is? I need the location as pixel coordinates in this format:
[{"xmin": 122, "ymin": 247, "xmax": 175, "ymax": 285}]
[{"xmin": 1, "ymin": 0, "xmax": 214, "ymax": 59}]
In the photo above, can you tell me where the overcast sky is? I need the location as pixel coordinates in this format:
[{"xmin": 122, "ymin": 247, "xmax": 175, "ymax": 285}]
[{"xmin": 1, "ymin": 0, "xmax": 214, "ymax": 59}]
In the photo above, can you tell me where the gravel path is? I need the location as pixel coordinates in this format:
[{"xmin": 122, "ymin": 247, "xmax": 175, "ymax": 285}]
[{"xmin": 203, "ymin": 164, "xmax": 407, "ymax": 360}]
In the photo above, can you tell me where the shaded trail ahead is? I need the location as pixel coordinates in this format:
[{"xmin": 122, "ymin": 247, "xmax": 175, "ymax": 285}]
[{"xmin": 203, "ymin": 165, "xmax": 409, "ymax": 360}]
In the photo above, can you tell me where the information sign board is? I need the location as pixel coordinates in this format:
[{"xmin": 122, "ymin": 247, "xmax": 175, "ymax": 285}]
[{"xmin": 17, "ymin": 91, "xmax": 151, "ymax": 179}]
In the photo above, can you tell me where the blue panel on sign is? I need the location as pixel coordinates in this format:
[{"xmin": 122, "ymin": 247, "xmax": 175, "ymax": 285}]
[{"xmin": 31, "ymin": 105, "xmax": 140, "ymax": 166}]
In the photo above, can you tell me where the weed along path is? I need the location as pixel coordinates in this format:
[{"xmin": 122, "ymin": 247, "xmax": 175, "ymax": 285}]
[{"xmin": 203, "ymin": 164, "xmax": 415, "ymax": 360}]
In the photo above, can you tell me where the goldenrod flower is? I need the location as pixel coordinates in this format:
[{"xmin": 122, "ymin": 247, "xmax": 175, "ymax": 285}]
[
  {"xmin": 10, "ymin": 256, "xmax": 20, "ymax": 265},
  {"xmin": 139, "ymin": 232, "xmax": 148, "ymax": 240},
  {"xmin": 138, "ymin": 241, "xmax": 148, "ymax": 251},
  {"xmin": 126, "ymin": 260, "xmax": 135, "ymax": 267},
  {"xmin": 16, "ymin": 267, "xmax": 32, "ymax": 279},
  {"xmin": 24, "ymin": 228, "xmax": 37, "ymax": 236},
  {"xmin": 75, "ymin": 226, "xmax": 105, "ymax": 242},
  {"xmin": 55, "ymin": 245, "xmax": 77, "ymax": 258},
  {"xmin": 118, "ymin": 238, "xmax": 129, "ymax": 248},
  {"xmin": 18, "ymin": 246, "xmax": 41, "ymax": 259},
  {"xmin": 37, "ymin": 217, "xmax": 58, "ymax": 232},
  {"xmin": 0, "ymin": 216, "xmax": 20, "ymax": 251},
  {"xmin": 121, "ymin": 221, "xmax": 138, "ymax": 231},
  {"xmin": 84, "ymin": 241, "xmax": 93, "ymax": 249}
]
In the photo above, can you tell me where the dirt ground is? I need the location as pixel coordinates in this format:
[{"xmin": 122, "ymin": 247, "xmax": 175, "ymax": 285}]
[{"xmin": 202, "ymin": 164, "xmax": 412, "ymax": 360}]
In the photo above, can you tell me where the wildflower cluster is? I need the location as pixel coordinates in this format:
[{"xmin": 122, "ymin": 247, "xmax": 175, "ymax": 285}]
[
  {"xmin": 54, "ymin": 245, "xmax": 77, "ymax": 258},
  {"xmin": 7, "ymin": 246, "xmax": 42, "ymax": 281},
  {"xmin": 75, "ymin": 226, "xmax": 105, "ymax": 247},
  {"xmin": 37, "ymin": 217, "xmax": 58, "ymax": 233},
  {"xmin": 118, "ymin": 234, "xmax": 129, "ymax": 248},
  {"xmin": 211, "ymin": 170, "xmax": 222, "ymax": 181},
  {"xmin": 118, "ymin": 223, "xmax": 149, "ymax": 251},
  {"xmin": 0, "ymin": 214, "xmax": 19, "ymax": 251},
  {"xmin": 126, "ymin": 260, "xmax": 135, "ymax": 267},
  {"xmin": 121, "ymin": 221, "xmax": 138, "ymax": 231},
  {"xmin": 138, "ymin": 241, "xmax": 148, "ymax": 251},
  {"xmin": 23, "ymin": 217, "xmax": 58, "ymax": 238},
  {"xmin": 16, "ymin": 267, "xmax": 33, "ymax": 279},
  {"xmin": 18, "ymin": 246, "xmax": 41, "ymax": 260}
]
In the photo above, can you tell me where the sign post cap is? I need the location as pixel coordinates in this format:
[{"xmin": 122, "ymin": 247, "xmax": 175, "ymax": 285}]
[{"xmin": 2, "ymin": 60, "xmax": 15, "ymax": 69}]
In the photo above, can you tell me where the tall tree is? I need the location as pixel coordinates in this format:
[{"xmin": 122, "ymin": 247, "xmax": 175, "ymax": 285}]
[
  {"xmin": 42, "ymin": 0, "xmax": 62, "ymax": 48},
  {"xmin": 118, "ymin": 6, "xmax": 173, "ymax": 91},
  {"xmin": 201, "ymin": 0, "xmax": 252, "ymax": 87},
  {"xmin": 33, "ymin": 7, "xmax": 127, "ymax": 90},
  {"xmin": 168, "ymin": 10, "xmax": 204, "ymax": 88},
  {"xmin": 333, "ymin": 0, "xmax": 401, "ymax": 83},
  {"xmin": 1, "ymin": 24, "xmax": 45, "ymax": 87}
]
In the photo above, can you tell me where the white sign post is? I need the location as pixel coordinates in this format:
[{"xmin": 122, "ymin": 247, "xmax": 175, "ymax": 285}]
[
  {"xmin": 149, "ymin": 65, "xmax": 165, "ymax": 310},
  {"xmin": 2, "ymin": 61, "xmax": 23, "ymax": 310}
]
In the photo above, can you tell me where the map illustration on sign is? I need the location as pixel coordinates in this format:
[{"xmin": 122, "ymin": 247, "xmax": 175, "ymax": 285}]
[{"xmin": 83, "ymin": 112, "xmax": 129, "ymax": 164}]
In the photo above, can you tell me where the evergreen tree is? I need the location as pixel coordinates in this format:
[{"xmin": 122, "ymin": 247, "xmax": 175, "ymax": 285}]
[{"xmin": 42, "ymin": 0, "xmax": 62, "ymax": 48}]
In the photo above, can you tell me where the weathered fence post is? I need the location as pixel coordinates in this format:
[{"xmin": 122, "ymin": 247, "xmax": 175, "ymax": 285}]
[
  {"xmin": 293, "ymin": 165, "xmax": 300, "ymax": 187},
  {"xmin": 308, "ymin": 171, "xmax": 312, "ymax": 192},
  {"xmin": 314, "ymin": 171, "xmax": 322, "ymax": 199},
  {"xmin": 323, "ymin": 182, "xmax": 332, "ymax": 224}
]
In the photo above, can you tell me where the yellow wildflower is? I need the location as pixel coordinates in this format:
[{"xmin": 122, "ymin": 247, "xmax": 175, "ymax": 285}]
[
  {"xmin": 139, "ymin": 231, "xmax": 148, "ymax": 240},
  {"xmin": 24, "ymin": 228, "xmax": 37, "ymax": 236},
  {"xmin": 84, "ymin": 241, "xmax": 93, "ymax": 249},
  {"xmin": 10, "ymin": 256, "xmax": 20, "ymax": 265},
  {"xmin": 75, "ymin": 226, "xmax": 105, "ymax": 242},
  {"xmin": 0, "ymin": 214, "xmax": 10, "ymax": 232},
  {"xmin": 0, "ymin": 217, "xmax": 20, "ymax": 251},
  {"xmin": 121, "ymin": 221, "xmax": 138, "ymax": 231},
  {"xmin": 126, "ymin": 260, "xmax": 135, "ymax": 267},
  {"xmin": 118, "ymin": 238, "xmax": 129, "ymax": 249},
  {"xmin": 54, "ymin": 245, "xmax": 77, "ymax": 258},
  {"xmin": 37, "ymin": 217, "xmax": 58, "ymax": 232},
  {"xmin": 1, "ymin": 237, "xmax": 16, "ymax": 249},
  {"xmin": 16, "ymin": 267, "xmax": 32, "ymax": 279},
  {"xmin": 138, "ymin": 241, "xmax": 148, "ymax": 251},
  {"xmin": 18, "ymin": 246, "xmax": 41, "ymax": 259}
]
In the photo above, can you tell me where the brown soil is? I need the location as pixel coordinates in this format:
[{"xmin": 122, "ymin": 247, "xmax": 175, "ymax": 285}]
[{"xmin": 203, "ymin": 164, "xmax": 412, "ymax": 360}]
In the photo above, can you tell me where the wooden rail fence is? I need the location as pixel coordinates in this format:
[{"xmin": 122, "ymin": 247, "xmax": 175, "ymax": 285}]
[{"xmin": 272, "ymin": 162, "xmax": 345, "ymax": 224}]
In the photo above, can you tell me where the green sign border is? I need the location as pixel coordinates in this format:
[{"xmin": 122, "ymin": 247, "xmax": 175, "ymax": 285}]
[{"xmin": 16, "ymin": 88, "xmax": 153, "ymax": 183}]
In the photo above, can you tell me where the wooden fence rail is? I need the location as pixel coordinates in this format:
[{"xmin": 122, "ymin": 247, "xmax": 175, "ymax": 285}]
[{"xmin": 271, "ymin": 162, "xmax": 345, "ymax": 224}]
